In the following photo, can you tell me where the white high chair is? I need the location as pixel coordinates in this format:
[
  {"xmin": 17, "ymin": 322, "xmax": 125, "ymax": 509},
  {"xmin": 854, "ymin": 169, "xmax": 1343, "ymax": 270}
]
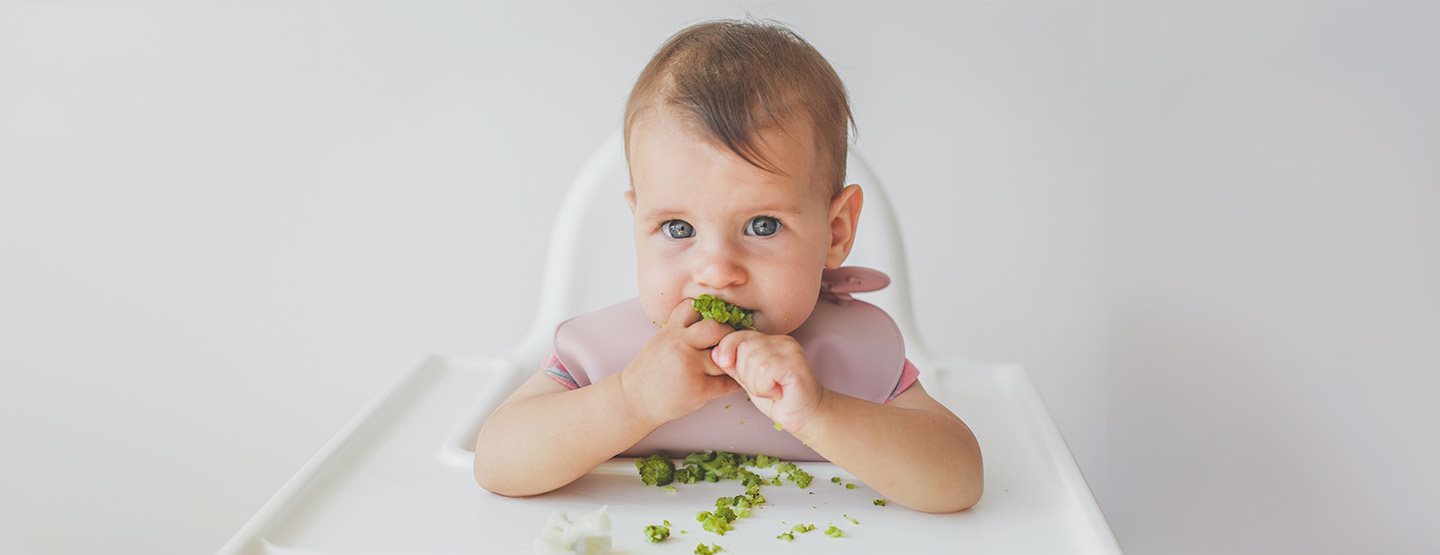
[{"xmin": 220, "ymin": 133, "xmax": 1121, "ymax": 554}]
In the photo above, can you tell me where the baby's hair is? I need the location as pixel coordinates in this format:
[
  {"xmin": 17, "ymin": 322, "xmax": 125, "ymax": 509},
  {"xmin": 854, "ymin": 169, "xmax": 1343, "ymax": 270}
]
[{"xmin": 623, "ymin": 17, "xmax": 857, "ymax": 200}]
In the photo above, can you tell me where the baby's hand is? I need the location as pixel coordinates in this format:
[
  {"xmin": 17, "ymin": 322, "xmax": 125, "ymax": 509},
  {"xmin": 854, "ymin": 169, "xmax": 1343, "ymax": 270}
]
[
  {"xmin": 620, "ymin": 300, "xmax": 742, "ymax": 429},
  {"xmin": 710, "ymin": 331, "xmax": 826, "ymax": 435}
]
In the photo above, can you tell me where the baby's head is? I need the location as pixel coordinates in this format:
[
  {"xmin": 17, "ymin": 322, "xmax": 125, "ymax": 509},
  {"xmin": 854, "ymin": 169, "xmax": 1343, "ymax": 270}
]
[{"xmin": 622, "ymin": 18, "xmax": 862, "ymax": 335}]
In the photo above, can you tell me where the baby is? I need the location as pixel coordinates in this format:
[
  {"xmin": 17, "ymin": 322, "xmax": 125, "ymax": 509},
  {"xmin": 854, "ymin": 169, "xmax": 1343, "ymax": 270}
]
[{"xmin": 474, "ymin": 18, "xmax": 982, "ymax": 513}]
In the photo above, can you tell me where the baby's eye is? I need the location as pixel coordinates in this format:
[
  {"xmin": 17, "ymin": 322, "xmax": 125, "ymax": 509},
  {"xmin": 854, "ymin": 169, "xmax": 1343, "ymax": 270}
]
[
  {"xmin": 662, "ymin": 219, "xmax": 695, "ymax": 239},
  {"xmin": 746, "ymin": 216, "xmax": 782, "ymax": 237}
]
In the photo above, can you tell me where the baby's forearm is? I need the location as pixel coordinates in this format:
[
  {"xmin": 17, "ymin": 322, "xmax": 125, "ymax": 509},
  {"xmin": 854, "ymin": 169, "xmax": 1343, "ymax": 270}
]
[
  {"xmin": 794, "ymin": 392, "xmax": 983, "ymax": 513},
  {"xmin": 473, "ymin": 374, "xmax": 652, "ymax": 496}
]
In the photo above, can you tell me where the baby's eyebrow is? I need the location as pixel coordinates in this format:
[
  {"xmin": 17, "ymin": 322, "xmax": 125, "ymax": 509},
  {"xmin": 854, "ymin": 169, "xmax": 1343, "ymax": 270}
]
[
  {"xmin": 639, "ymin": 204, "xmax": 803, "ymax": 222},
  {"xmin": 637, "ymin": 207, "xmax": 687, "ymax": 222},
  {"xmin": 746, "ymin": 203, "xmax": 804, "ymax": 215}
]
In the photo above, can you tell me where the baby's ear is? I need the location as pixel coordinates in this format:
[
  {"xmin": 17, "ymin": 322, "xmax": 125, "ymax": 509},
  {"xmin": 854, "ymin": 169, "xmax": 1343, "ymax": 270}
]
[
  {"xmin": 825, "ymin": 184, "xmax": 864, "ymax": 269},
  {"xmin": 624, "ymin": 189, "xmax": 637, "ymax": 215}
]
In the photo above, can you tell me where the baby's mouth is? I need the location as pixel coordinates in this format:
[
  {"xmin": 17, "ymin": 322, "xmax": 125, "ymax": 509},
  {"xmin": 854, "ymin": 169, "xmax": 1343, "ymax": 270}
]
[{"xmin": 692, "ymin": 294, "xmax": 756, "ymax": 330}]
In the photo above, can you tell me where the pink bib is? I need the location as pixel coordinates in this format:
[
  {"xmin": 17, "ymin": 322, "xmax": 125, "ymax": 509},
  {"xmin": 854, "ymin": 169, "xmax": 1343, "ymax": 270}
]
[{"xmin": 552, "ymin": 267, "xmax": 905, "ymax": 461}]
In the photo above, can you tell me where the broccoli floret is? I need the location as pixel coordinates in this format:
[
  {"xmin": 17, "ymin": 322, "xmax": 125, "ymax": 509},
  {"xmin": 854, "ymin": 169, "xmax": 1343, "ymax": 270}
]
[
  {"xmin": 825, "ymin": 525, "xmax": 845, "ymax": 538},
  {"xmin": 682, "ymin": 450, "xmax": 753, "ymax": 482},
  {"xmin": 792, "ymin": 523, "xmax": 817, "ymax": 534},
  {"xmin": 694, "ymin": 543, "xmax": 724, "ymax": 555},
  {"xmin": 776, "ymin": 531, "xmax": 795, "ymax": 541},
  {"xmin": 693, "ymin": 295, "xmax": 755, "ymax": 330},
  {"xmin": 639, "ymin": 450, "xmax": 822, "ymax": 542},
  {"xmin": 696, "ymin": 509, "xmax": 735, "ymax": 535},
  {"xmin": 644, "ymin": 523, "xmax": 671, "ymax": 543},
  {"xmin": 635, "ymin": 454, "xmax": 675, "ymax": 486},
  {"xmin": 873, "ymin": 498, "xmax": 888, "ymax": 506}
]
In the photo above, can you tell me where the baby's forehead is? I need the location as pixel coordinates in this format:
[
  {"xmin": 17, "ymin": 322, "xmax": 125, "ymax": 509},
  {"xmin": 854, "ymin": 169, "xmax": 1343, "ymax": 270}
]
[{"xmin": 630, "ymin": 113, "xmax": 829, "ymax": 205}]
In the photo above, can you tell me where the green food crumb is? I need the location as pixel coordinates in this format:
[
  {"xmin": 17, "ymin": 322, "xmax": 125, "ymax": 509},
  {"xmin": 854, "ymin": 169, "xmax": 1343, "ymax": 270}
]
[
  {"xmin": 644, "ymin": 523, "xmax": 671, "ymax": 543},
  {"xmin": 635, "ymin": 454, "xmax": 675, "ymax": 486},
  {"xmin": 873, "ymin": 498, "xmax": 888, "ymax": 506},
  {"xmin": 792, "ymin": 523, "xmax": 817, "ymax": 534},
  {"xmin": 845, "ymin": 483, "xmax": 857, "ymax": 490},
  {"xmin": 739, "ymin": 417, "xmax": 746, "ymax": 426},
  {"xmin": 777, "ymin": 532, "xmax": 795, "ymax": 541},
  {"xmin": 790, "ymin": 468, "xmax": 814, "ymax": 488},
  {"xmin": 694, "ymin": 543, "xmax": 724, "ymax": 555},
  {"xmin": 665, "ymin": 520, "xmax": 672, "ymax": 526},
  {"xmin": 831, "ymin": 476, "xmax": 842, "ymax": 484},
  {"xmin": 663, "ymin": 485, "xmax": 678, "ymax": 493},
  {"xmin": 825, "ymin": 525, "xmax": 845, "ymax": 538},
  {"xmin": 772, "ymin": 420, "xmax": 784, "ymax": 431},
  {"xmin": 724, "ymin": 403, "xmax": 733, "ymax": 409},
  {"xmin": 844, "ymin": 513, "xmax": 859, "ymax": 525},
  {"xmin": 693, "ymin": 295, "xmax": 755, "ymax": 330}
]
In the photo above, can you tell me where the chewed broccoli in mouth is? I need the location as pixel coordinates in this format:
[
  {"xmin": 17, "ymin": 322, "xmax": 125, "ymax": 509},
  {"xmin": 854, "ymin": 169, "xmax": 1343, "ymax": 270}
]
[{"xmin": 693, "ymin": 294, "xmax": 755, "ymax": 330}]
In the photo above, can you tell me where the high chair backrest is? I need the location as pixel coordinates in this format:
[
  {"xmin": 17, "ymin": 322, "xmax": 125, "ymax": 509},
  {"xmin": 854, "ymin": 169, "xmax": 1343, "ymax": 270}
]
[{"xmin": 511, "ymin": 131, "xmax": 934, "ymax": 372}]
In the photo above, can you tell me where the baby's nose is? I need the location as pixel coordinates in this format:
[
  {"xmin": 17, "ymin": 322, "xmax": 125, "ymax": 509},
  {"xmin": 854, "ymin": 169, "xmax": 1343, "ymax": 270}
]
[{"xmin": 693, "ymin": 245, "xmax": 747, "ymax": 290}]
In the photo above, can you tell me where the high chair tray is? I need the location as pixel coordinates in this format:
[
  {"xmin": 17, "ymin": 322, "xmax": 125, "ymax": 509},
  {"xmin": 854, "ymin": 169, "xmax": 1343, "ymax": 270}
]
[{"xmin": 221, "ymin": 355, "xmax": 1120, "ymax": 554}]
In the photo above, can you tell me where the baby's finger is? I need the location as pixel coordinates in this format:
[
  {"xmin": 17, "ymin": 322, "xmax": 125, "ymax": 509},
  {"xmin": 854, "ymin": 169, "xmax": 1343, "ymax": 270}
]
[
  {"xmin": 712, "ymin": 329, "xmax": 763, "ymax": 368},
  {"xmin": 738, "ymin": 347, "xmax": 786, "ymax": 400},
  {"xmin": 665, "ymin": 299, "xmax": 701, "ymax": 330},
  {"xmin": 685, "ymin": 318, "xmax": 734, "ymax": 351},
  {"xmin": 733, "ymin": 334, "xmax": 770, "ymax": 378}
]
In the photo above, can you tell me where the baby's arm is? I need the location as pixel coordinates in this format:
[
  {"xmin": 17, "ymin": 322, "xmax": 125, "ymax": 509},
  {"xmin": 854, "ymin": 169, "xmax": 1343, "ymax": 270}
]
[
  {"xmin": 474, "ymin": 301, "xmax": 739, "ymax": 496},
  {"xmin": 473, "ymin": 368, "xmax": 651, "ymax": 497},
  {"xmin": 711, "ymin": 331, "xmax": 982, "ymax": 512},
  {"xmin": 795, "ymin": 383, "xmax": 983, "ymax": 513}
]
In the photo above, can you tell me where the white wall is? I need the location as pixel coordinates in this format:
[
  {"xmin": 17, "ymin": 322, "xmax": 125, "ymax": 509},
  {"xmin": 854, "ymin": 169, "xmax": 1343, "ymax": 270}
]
[
  {"xmin": 0, "ymin": 1, "xmax": 1432, "ymax": 553},
  {"xmin": 1102, "ymin": 2, "xmax": 1440, "ymax": 552}
]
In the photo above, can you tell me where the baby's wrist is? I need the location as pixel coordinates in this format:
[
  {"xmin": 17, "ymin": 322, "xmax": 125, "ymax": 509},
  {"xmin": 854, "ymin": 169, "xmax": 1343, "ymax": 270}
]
[
  {"xmin": 785, "ymin": 385, "xmax": 831, "ymax": 439},
  {"xmin": 610, "ymin": 371, "xmax": 662, "ymax": 432}
]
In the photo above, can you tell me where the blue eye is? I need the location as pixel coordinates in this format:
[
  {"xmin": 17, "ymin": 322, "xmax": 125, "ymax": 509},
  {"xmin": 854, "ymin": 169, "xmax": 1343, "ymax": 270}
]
[
  {"xmin": 747, "ymin": 216, "xmax": 781, "ymax": 237},
  {"xmin": 662, "ymin": 219, "xmax": 694, "ymax": 239}
]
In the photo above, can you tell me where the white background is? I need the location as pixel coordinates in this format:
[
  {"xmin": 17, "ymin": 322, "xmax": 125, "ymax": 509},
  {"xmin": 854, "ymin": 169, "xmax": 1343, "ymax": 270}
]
[{"xmin": 1, "ymin": 1, "xmax": 1436, "ymax": 553}]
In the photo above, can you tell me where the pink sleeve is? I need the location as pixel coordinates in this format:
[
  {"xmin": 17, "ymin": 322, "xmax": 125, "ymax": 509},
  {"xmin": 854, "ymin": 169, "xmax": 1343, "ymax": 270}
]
[
  {"xmin": 541, "ymin": 350, "xmax": 580, "ymax": 390},
  {"xmin": 884, "ymin": 358, "xmax": 921, "ymax": 403}
]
